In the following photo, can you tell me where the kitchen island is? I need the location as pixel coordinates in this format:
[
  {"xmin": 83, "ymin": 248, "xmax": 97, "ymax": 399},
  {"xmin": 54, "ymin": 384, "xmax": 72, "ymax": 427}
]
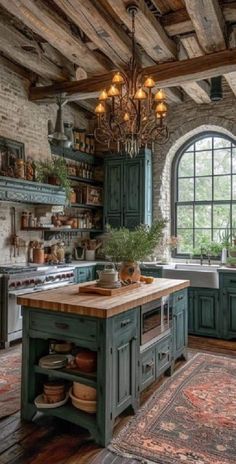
[{"xmin": 18, "ymin": 278, "xmax": 189, "ymax": 446}]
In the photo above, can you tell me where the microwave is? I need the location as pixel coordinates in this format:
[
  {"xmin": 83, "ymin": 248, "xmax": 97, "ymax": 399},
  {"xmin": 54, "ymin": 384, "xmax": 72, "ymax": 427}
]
[{"xmin": 141, "ymin": 295, "xmax": 173, "ymax": 346}]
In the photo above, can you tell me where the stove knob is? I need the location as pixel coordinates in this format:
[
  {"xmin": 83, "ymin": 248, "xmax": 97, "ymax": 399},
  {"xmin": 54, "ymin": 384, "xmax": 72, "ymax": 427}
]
[
  {"xmin": 9, "ymin": 282, "xmax": 16, "ymax": 288},
  {"xmin": 61, "ymin": 274, "xmax": 66, "ymax": 279},
  {"xmin": 25, "ymin": 280, "xmax": 30, "ymax": 286},
  {"xmin": 16, "ymin": 281, "xmax": 21, "ymax": 287},
  {"xmin": 30, "ymin": 279, "xmax": 35, "ymax": 285}
]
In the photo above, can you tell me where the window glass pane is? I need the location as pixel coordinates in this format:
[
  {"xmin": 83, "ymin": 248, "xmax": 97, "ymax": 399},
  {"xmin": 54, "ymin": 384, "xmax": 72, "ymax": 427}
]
[
  {"xmin": 178, "ymin": 152, "xmax": 194, "ymax": 177},
  {"xmin": 186, "ymin": 144, "xmax": 194, "ymax": 152},
  {"xmin": 214, "ymin": 175, "xmax": 231, "ymax": 200},
  {"xmin": 195, "ymin": 205, "xmax": 211, "ymax": 228},
  {"xmin": 214, "ymin": 137, "xmax": 231, "ymax": 149},
  {"xmin": 232, "ymin": 175, "xmax": 236, "ymax": 200},
  {"xmin": 178, "ymin": 178, "xmax": 194, "ymax": 201},
  {"xmin": 213, "ymin": 204, "xmax": 230, "ymax": 228},
  {"xmin": 195, "ymin": 177, "xmax": 212, "ymax": 201},
  {"xmin": 232, "ymin": 204, "xmax": 236, "ymax": 229},
  {"xmin": 214, "ymin": 149, "xmax": 231, "ymax": 174},
  {"xmin": 195, "ymin": 151, "xmax": 212, "ymax": 176},
  {"xmin": 177, "ymin": 205, "xmax": 193, "ymax": 228},
  {"xmin": 195, "ymin": 137, "xmax": 212, "ymax": 151},
  {"xmin": 232, "ymin": 148, "xmax": 236, "ymax": 173},
  {"xmin": 213, "ymin": 229, "xmax": 229, "ymax": 244},
  {"xmin": 195, "ymin": 229, "xmax": 211, "ymax": 248},
  {"xmin": 177, "ymin": 229, "xmax": 193, "ymax": 253}
]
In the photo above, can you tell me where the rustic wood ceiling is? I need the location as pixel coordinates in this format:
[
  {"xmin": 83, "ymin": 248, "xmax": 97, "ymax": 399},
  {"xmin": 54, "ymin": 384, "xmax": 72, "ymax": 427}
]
[{"xmin": 0, "ymin": 0, "xmax": 236, "ymax": 110}]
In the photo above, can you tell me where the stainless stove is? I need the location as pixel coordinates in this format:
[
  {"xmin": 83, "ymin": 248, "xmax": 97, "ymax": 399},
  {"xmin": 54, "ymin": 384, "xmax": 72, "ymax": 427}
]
[{"xmin": 0, "ymin": 264, "xmax": 75, "ymax": 348}]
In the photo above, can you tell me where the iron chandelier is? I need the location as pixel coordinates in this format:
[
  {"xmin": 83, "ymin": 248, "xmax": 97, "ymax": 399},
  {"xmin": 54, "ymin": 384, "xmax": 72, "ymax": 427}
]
[{"xmin": 94, "ymin": 3, "xmax": 169, "ymax": 158}]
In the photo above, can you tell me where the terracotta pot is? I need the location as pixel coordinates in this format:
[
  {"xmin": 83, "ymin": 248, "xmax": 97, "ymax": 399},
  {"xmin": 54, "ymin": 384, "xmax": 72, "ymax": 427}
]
[
  {"xmin": 75, "ymin": 350, "xmax": 97, "ymax": 373},
  {"xmin": 119, "ymin": 261, "xmax": 141, "ymax": 283}
]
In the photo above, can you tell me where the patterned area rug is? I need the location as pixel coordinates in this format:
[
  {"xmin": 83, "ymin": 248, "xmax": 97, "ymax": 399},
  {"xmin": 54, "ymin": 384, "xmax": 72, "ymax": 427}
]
[
  {"xmin": 0, "ymin": 345, "xmax": 21, "ymax": 418},
  {"xmin": 109, "ymin": 353, "xmax": 236, "ymax": 464}
]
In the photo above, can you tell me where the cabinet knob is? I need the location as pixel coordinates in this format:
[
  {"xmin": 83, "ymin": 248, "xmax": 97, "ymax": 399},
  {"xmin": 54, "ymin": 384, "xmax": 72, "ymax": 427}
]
[{"xmin": 120, "ymin": 319, "xmax": 131, "ymax": 328}]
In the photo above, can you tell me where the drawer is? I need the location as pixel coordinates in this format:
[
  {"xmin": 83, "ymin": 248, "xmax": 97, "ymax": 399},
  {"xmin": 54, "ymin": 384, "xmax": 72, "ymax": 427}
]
[
  {"xmin": 30, "ymin": 311, "xmax": 97, "ymax": 343},
  {"xmin": 156, "ymin": 335, "xmax": 171, "ymax": 376},
  {"xmin": 220, "ymin": 273, "xmax": 236, "ymax": 288},
  {"xmin": 140, "ymin": 347, "xmax": 155, "ymax": 391},
  {"xmin": 113, "ymin": 309, "xmax": 138, "ymax": 340},
  {"xmin": 173, "ymin": 289, "xmax": 187, "ymax": 313}
]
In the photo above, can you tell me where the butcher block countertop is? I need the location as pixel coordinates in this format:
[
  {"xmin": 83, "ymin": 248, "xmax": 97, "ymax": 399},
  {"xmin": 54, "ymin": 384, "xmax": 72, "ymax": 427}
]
[{"xmin": 17, "ymin": 278, "xmax": 190, "ymax": 318}]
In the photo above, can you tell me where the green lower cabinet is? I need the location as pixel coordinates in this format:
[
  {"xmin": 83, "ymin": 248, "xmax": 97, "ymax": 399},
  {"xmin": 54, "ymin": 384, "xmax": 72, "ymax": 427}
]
[
  {"xmin": 140, "ymin": 347, "xmax": 155, "ymax": 392},
  {"xmin": 156, "ymin": 334, "xmax": 172, "ymax": 377},
  {"xmin": 112, "ymin": 309, "xmax": 139, "ymax": 417},
  {"xmin": 75, "ymin": 266, "xmax": 96, "ymax": 283},
  {"xmin": 222, "ymin": 287, "xmax": 236, "ymax": 339},
  {"xmin": 187, "ymin": 288, "xmax": 220, "ymax": 338},
  {"xmin": 173, "ymin": 289, "xmax": 188, "ymax": 361}
]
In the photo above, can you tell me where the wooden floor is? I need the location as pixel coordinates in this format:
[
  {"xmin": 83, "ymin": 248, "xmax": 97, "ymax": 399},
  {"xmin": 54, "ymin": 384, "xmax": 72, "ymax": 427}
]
[{"xmin": 0, "ymin": 336, "xmax": 235, "ymax": 464}]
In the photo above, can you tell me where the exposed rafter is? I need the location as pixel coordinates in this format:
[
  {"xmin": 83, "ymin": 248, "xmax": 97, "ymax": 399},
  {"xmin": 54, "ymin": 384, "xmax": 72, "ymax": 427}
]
[
  {"xmin": 53, "ymin": 0, "xmax": 132, "ymax": 68},
  {"xmin": 105, "ymin": 0, "xmax": 177, "ymax": 61},
  {"xmin": 0, "ymin": 18, "xmax": 68, "ymax": 81},
  {"xmin": 184, "ymin": 0, "xmax": 226, "ymax": 54},
  {"xmin": 0, "ymin": 0, "xmax": 107, "ymax": 74},
  {"xmin": 29, "ymin": 48, "xmax": 236, "ymax": 101}
]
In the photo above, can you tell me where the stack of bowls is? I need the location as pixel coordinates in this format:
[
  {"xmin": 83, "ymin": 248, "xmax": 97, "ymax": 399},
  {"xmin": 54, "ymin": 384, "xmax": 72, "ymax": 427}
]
[
  {"xmin": 69, "ymin": 381, "xmax": 97, "ymax": 413},
  {"xmin": 43, "ymin": 381, "xmax": 66, "ymax": 404}
]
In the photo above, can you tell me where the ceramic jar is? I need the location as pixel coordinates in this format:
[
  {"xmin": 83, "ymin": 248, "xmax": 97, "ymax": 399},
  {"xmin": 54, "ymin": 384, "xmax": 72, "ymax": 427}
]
[{"xmin": 119, "ymin": 261, "xmax": 141, "ymax": 283}]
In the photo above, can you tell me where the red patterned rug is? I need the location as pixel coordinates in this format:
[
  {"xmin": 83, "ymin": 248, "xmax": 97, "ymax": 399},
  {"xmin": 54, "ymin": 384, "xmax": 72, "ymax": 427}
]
[
  {"xmin": 0, "ymin": 345, "xmax": 21, "ymax": 418},
  {"xmin": 109, "ymin": 353, "xmax": 236, "ymax": 464}
]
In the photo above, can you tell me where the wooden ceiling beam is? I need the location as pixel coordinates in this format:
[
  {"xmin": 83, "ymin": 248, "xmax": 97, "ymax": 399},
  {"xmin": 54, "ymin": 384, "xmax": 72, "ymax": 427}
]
[
  {"xmin": 178, "ymin": 38, "xmax": 210, "ymax": 103},
  {"xmin": 184, "ymin": 0, "xmax": 226, "ymax": 54},
  {"xmin": 0, "ymin": 0, "xmax": 107, "ymax": 74},
  {"xmin": 29, "ymin": 48, "xmax": 236, "ymax": 101},
  {"xmin": 224, "ymin": 25, "xmax": 236, "ymax": 95},
  {"xmin": 0, "ymin": 18, "xmax": 68, "ymax": 81},
  {"xmin": 105, "ymin": 0, "xmax": 177, "ymax": 61},
  {"xmin": 53, "ymin": 0, "xmax": 132, "ymax": 67}
]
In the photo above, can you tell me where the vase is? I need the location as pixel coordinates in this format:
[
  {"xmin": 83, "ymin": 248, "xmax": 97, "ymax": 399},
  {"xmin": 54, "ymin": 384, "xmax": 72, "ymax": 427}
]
[{"xmin": 119, "ymin": 261, "xmax": 141, "ymax": 283}]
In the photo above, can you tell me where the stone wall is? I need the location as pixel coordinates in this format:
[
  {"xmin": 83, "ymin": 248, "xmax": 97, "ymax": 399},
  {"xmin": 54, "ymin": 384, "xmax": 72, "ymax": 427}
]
[
  {"xmin": 0, "ymin": 61, "xmax": 88, "ymax": 264},
  {"xmin": 153, "ymin": 81, "xmax": 236, "ymax": 238}
]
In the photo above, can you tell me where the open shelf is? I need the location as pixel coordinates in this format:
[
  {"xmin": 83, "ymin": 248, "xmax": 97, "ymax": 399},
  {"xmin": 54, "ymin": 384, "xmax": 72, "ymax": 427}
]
[
  {"xmin": 66, "ymin": 203, "xmax": 103, "ymax": 210},
  {"xmin": 33, "ymin": 402, "xmax": 97, "ymax": 431},
  {"xmin": 21, "ymin": 227, "xmax": 103, "ymax": 233},
  {"xmin": 34, "ymin": 365, "xmax": 97, "ymax": 388},
  {"xmin": 68, "ymin": 175, "xmax": 103, "ymax": 186}
]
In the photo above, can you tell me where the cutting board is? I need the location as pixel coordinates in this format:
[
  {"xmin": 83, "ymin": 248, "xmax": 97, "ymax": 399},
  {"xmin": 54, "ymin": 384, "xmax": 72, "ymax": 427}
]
[{"xmin": 79, "ymin": 281, "xmax": 142, "ymax": 296}]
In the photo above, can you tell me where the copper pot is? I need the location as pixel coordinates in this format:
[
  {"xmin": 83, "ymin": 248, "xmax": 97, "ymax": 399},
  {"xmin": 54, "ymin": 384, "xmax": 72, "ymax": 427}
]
[{"xmin": 75, "ymin": 350, "xmax": 97, "ymax": 373}]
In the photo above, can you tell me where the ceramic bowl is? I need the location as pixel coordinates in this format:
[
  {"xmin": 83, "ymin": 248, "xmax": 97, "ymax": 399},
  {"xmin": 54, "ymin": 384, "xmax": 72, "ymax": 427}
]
[
  {"xmin": 53, "ymin": 342, "xmax": 72, "ymax": 353},
  {"xmin": 73, "ymin": 381, "xmax": 97, "ymax": 401},
  {"xmin": 69, "ymin": 388, "xmax": 97, "ymax": 413},
  {"xmin": 75, "ymin": 350, "xmax": 97, "ymax": 373}
]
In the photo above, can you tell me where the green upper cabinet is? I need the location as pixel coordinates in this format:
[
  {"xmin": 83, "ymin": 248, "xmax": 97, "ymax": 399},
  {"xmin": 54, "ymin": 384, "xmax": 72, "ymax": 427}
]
[{"xmin": 104, "ymin": 149, "xmax": 152, "ymax": 229}]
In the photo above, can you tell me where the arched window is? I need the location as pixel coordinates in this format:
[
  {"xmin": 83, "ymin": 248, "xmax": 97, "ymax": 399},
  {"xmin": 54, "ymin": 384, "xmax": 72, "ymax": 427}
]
[{"xmin": 172, "ymin": 132, "xmax": 236, "ymax": 255}]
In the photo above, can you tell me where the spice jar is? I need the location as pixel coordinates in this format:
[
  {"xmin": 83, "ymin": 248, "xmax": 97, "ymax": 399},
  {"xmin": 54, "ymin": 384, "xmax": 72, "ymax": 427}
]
[
  {"xmin": 21, "ymin": 211, "xmax": 28, "ymax": 229},
  {"xmin": 15, "ymin": 159, "xmax": 25, "ymax": 179}
]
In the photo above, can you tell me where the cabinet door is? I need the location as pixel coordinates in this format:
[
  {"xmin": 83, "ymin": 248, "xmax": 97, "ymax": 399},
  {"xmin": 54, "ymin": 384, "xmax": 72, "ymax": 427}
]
[
  {"xmin": 140, "ymin": 347, "xmax": 155, "ymax": 391},
  {"xmin": 112, "ymin": 311, "xmax": 139, "ymax": 418},
  {"xmin": 222, "ymin": 287, "xmax": 236, "ymax": 339},
  {"xmin": 194, "ymin": 289, "xmax": 219, "ymax": 337},
  {"xmin": 173, "ymin": 309, "xmax": 187, "ymax": 360},
  {"xmin": 105, "ymin": 160, "xmax": 123, "ymax": 227},
  {"xmin": 188, "ymin": 289, "xmax": 195, "ymax": 334},
  {"xmin": 123, "ymin": 159, "xmax": 142, "ymax": 229}
]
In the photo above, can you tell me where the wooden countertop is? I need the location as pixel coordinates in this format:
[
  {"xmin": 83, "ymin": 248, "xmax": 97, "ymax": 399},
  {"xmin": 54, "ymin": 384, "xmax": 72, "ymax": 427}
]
[{"xmin": 17, "ymin": 278, "xmax": 190, "ymax": 318}]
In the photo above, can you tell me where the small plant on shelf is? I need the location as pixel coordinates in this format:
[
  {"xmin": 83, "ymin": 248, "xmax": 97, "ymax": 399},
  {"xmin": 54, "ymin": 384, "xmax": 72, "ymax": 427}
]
[{"xmin": 35, "ymin": 157, "xmax": 71, "ymax": 201}]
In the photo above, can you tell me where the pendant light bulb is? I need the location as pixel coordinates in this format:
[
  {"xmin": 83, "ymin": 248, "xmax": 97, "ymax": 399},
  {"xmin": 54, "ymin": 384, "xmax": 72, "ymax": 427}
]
[
  {"xmin": 134, "ymin": 88, "xmax": 147, "ymax": 100},
  {"xmin": 112, "ymin": 72, "xmax": 125, "ymax": 85},
  {"xmin": 107, "ymin": 85, "xmax": 120, "ymax": 97}
]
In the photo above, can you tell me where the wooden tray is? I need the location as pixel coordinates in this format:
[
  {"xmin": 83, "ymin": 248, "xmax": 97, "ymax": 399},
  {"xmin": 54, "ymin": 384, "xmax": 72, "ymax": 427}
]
[{"xmin": 79, "ymin": 281, "xmax": 141, "ymax": 296}]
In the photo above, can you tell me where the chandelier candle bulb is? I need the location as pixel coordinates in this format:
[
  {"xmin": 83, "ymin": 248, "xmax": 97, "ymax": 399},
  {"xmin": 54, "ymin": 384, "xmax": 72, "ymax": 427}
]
[
  {"xmin": 98, "ymin": 90, "xmax": 108, "ymax": 101},
  {"xmin": 154, "ymin": 89, "xmax": 166, "ymax": 101},
  {"xmin": 143, "ymin": 77, "xmax": 155, "ymax": 88},
  {"xmin": 134, "ymin": 88, "xmax": 147, "ymax": 100},
  {"xmin": 112, "ymin": 72, "xmax": 125, "ymax": 85},
  {"xmin": 107, "ymin": 85, "xmax": 120, "ymax": 97},
  {"xmin": 95, "ymin": 103, "xmax": 106, "ymax": 114}
]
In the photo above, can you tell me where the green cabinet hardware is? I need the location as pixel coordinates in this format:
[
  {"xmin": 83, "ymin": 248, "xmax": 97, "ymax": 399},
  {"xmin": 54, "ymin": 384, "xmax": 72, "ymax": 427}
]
[
  {"xmin": 104, "ymin": 149, "xmax": 152, "ymax": 229},
  {"xmin": 0, "ymin": 176, "xmax": 66, "ymax": 205},
  {"xmin": 75, "ymin": 266, "xmax": 96, "ymax": 284}
]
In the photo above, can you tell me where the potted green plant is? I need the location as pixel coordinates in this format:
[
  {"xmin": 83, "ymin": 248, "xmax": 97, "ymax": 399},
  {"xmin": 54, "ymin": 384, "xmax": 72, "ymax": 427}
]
[
  {"xmin": 103, "ymin": 221, "xmax": 167, "ymax": 282},
  {"xmin": 35, "ymin": 157, "xmax": 71, "ymax": 201}
]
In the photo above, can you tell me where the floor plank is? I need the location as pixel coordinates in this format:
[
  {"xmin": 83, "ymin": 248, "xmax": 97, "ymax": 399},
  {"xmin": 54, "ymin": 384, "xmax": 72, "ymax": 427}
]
[{"xmin": 0, "ymin": 337, "xmax": 235, "ymax": 463}]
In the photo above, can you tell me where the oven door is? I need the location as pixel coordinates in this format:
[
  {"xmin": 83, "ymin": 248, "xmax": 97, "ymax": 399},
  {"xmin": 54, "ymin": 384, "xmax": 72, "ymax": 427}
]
[
  {"xmin": 141, "ymin": 299, "xmax": 163, "ymax": 345},
  {"xmin": 7, "ymin": 293, "xmax": 23, "ymax": 342}
]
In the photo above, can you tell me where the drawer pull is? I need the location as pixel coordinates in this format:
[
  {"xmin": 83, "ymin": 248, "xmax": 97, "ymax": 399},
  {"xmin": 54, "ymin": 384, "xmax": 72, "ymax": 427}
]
[
  {"xmin": 120, "ymin": 319, "xmax": 131, "ymax": 328},
  {"xmin": 177, "ymin": 295, "xmax": 184, "ymax": 301},
  {"xmin": 143, "ymin": 361, "xmax": 154, "ymax": 372},
  {"xmin": 54, "ymin": 322, "xmax": 69, "ymax": 330},
  {"xmin": 159, "ymin": 351, "xmax": 168, "ymax": 359}
]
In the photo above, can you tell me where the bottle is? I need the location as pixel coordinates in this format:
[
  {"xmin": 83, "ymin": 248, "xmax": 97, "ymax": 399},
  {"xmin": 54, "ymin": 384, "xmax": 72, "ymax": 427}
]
[
  {"xmin": 21, "ymin": 212, "xmax": 28, "ymax": 229},
  {"xmin": 221, "ymin": 247, "xmax": 227, "ymax": 265},
  {"xmin": 28, "ymin": 212, "xmax": 33, "ymax": 228}
]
